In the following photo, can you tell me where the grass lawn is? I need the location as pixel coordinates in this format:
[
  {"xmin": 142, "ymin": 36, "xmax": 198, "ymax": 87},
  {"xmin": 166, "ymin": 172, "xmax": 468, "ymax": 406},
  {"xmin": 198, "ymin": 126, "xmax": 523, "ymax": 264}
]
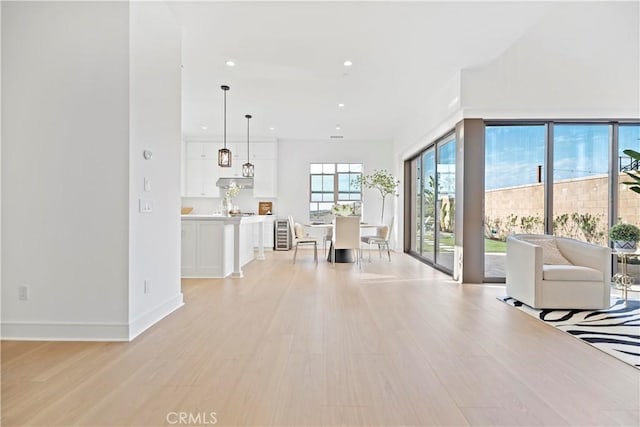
[
  {"xmin": 485, "ymin": 238, "xmax": 506, "ymax": 253},
  {"xmin": 420, "ymin": 236, "xmax": 507, "ymax": 253}
]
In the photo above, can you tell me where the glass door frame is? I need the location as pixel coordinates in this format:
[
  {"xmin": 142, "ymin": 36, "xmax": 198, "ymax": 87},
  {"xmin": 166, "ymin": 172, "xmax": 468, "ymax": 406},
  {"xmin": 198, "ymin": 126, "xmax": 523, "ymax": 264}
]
[{"xmin": 404, "ymin": 131, "xmax": 456, "ymax": 275}]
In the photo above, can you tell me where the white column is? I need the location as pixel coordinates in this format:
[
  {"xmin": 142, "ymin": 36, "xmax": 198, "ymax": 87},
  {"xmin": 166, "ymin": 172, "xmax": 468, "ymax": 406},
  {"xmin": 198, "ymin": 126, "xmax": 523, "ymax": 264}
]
[
  {"xmin": 231, "ymin": 221, "xmax": 243, "ymax": 278},
  {"xmin": 256, "ymin": 220, "xmax": 266, "ymax": 260}
]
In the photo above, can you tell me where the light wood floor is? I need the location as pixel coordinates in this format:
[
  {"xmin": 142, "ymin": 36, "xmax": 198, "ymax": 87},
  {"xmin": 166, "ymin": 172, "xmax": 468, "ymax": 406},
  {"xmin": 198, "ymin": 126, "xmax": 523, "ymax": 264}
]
[{"xmin": 2, "ymin": 251, "xmax": 639, "ymax": 426}]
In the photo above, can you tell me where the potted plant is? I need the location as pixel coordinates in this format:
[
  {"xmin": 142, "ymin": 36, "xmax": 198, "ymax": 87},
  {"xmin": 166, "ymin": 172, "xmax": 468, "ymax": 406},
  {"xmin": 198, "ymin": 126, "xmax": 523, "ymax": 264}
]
[
  {"xmin": 356, "ymin": 169, "xmax": 399, "ymax": 223},
  {"xmin": 609, "ymin": 222, "xmax": 640, "ymax": 251}
]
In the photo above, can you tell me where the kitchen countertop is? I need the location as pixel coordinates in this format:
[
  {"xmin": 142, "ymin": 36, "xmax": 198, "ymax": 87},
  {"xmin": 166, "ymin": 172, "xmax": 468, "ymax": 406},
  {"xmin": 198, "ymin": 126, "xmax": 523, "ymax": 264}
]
[{"xmin": 181, "ymin": 214, "xmax": 266, "ymax": 224}]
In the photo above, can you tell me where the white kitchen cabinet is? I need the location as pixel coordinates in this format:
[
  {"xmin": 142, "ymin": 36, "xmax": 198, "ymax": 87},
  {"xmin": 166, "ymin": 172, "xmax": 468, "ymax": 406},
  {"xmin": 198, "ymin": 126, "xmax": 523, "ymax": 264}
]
[
  {"xmin": 252, "ymin": 158, "xmax": 277, "ymax": 197},
  {"xmin": 253, "ymin": 216, "xmax": 275, "ymax": 249},
  {"xmin": 251, "ymin": 141, "xmax": 276, "ymax": 159},
  {"xmin": 251, "ymin": 142, "xmax": 277, "ymax": 197},
  {"xmin": 182, "ymin": 141, "xmax": 277, "ymax": 197},
  {"xmin": 181, "ymin": 215, "xmax": 265, "ymax": 278},
  {"xmin": 186, "ymin": 142, "xmax": 217, "ymax": 160},
  {"xmin": 183, "ymin": 142, "xmax": 221, "ymax": 197},
  {"xmin": 181, "ymin": 221, "xmax": 198, "ymax": 276},
  {"xmin": 184, "ymin": 157, "xmax": 220, "ymax": 197}
]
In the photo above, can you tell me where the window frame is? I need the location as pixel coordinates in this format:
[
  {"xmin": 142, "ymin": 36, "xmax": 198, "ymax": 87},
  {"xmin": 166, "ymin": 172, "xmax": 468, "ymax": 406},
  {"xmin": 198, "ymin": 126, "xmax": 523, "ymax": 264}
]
[{"xmin": 309, "ymin": 162, "xmax": 363, "ymax": 221}]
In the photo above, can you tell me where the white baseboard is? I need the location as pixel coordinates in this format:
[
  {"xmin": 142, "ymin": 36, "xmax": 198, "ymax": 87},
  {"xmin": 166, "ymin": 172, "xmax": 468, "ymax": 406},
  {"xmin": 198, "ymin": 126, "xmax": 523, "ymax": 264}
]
[
  {"xmin": 1, "ymin": 293, "xmax": 184, "ymax": 342},
  {"xmin": 1, "ymin": 321, "xmax": 130, "ymax": 341},
  {"xmin": 128, "ymin": 293, "xmax": 184, "ymax": 340}
]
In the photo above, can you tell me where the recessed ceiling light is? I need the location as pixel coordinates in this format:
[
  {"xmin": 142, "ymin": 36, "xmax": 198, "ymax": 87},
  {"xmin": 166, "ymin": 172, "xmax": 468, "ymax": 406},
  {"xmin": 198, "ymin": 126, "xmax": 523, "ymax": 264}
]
[
  {"xmin": 201, "ymin": 126, "xmax": 208, "ymax": 130},
  {"xmin": 269, "ymin": 127, "xmax": 275, "ymax": 131},
  {"xmin": 343, "ymin": 60, "xmax": 353, "ymax": 67},
  {"xmin": 225, "ymin": 60, "xmax": 235, "ymax": 67},
  {"xmin": 335, "ymin": 125, "xmax": 341, "ymax": 130},
  {"xmin": 338, "ymin": 103, "xmax": 345, "ymax": 108}
]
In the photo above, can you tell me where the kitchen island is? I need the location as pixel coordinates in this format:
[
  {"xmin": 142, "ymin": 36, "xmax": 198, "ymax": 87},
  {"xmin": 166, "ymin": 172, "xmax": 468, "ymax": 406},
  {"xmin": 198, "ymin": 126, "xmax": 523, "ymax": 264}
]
[{"xmin": 181, "ymin": 215, "xmax": 265, "ymax": 278}]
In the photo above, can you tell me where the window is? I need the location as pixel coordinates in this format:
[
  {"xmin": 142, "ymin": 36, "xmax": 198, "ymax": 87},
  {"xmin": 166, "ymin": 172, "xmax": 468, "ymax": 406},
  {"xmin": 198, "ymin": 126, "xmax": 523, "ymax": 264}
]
[
  {"xmin": 617, "ymin": 124, "xmax": 640, "ymax": 284},
  {"xmin": 485, "ymin": 125, "xmax": 545, "ymax": 278},
  {"xmin": 552, "ymin": 124, "xmax": 610, "ymax": 246},
  {"xmin": 309, "ymin": 163, "xmax": 362, "ymax": 222}
]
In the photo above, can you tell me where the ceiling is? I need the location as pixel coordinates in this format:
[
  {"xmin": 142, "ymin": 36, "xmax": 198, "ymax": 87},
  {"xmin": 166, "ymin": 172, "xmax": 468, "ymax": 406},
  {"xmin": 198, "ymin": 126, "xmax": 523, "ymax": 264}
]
[{"xmin": 170, "ymin": 1, "xmax": 553, "ymax": 142}]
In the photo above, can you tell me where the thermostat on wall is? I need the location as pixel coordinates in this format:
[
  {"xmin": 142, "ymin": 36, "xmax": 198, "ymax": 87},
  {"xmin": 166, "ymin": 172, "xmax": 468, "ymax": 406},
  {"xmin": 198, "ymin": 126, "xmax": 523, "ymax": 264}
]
[{"xmin": 143, "ymin": 150, "xmax": 153, "ymax": 160}]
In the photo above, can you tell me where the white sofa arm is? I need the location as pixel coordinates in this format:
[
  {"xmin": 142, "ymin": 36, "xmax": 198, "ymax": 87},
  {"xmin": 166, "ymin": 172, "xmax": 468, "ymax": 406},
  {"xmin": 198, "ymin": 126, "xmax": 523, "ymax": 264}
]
[
  {"xmin": 506, "ymin": 236, "xmax": 543, "ymax": 304},
  {"xmin": 555, "ymin": 237, "xmax": 611, "ymax": 279}
]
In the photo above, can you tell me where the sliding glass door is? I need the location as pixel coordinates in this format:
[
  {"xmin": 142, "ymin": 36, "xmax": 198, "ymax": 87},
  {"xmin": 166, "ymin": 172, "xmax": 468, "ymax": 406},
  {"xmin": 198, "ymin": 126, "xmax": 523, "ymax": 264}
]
[
  {"xmin": 435, "ymin": 137, "xmax": 456, "ymax": 270},
  {"xmin": 410, "ymin": 157, "xmax": 420, "ymax": 253},
  {"xmin": 406, "ymin": 133, "xmax": 456, "ymax": 272},
  {"xmin": 421, "ymin": 149, "xmax": 436, "ymax": 261}
]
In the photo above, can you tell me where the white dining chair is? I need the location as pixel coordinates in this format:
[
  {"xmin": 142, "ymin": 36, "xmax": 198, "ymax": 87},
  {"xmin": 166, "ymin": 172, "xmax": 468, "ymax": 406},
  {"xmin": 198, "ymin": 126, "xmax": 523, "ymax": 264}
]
[
  {"xmin": 331, "ymin": 216, "xmax": 362, "ymax": 267},
  {"xmin": 288, "ymin": 215, "xmax": 319, "ymax": 264},
  {"xmin": 361, "ymin": 216, "xmax": 394, "ymax": 262},
  {"xmin": 322, "ymin": 225, "xmax": 333, "ymax": 256}
]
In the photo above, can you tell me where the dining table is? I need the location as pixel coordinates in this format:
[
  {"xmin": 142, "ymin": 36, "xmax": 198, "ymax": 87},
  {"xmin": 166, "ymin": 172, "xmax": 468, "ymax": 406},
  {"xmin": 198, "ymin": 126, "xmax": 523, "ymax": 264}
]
[{"xmin": 306, "ymin": 222, "xmax": 380, "ymax": 263}]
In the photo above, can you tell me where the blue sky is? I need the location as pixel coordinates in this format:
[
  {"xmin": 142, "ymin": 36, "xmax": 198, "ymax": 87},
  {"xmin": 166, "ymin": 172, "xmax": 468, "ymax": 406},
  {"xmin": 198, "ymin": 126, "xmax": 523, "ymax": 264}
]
[{"xmin": 484, "ymin": 124, "xmax": 640, "ymax": 190}]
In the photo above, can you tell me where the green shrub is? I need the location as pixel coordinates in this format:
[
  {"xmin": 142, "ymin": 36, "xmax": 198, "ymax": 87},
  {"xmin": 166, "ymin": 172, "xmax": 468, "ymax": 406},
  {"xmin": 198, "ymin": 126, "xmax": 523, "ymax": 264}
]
[{"xmin": 609, "ymin": 222, "xmax": 640, "ymax": 241}]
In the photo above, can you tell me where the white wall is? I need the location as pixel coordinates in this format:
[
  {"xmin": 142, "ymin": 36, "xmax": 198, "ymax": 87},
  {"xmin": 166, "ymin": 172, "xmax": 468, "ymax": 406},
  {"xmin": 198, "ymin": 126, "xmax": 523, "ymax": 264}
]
[
  {"xmin": 1, "ymin": 1, "xmax": 183, "ymax": 340},
  {"xmin": 394, "ymin": 72, "xmax": 463, "ymax": 162},
  {"xmin": 2, "ymin": 1, "xmax": 131, "ymax": 339},
  {"xmin": 128, "ymin": 1, "xmax": 183, "ymax": 339},
  {"xmin": 277, "ymin": 139, "xmax": 396, "ymax": 242},
  {"xmin": 461, "ymin": 1, "xmax": 640, "ymax": 119}
]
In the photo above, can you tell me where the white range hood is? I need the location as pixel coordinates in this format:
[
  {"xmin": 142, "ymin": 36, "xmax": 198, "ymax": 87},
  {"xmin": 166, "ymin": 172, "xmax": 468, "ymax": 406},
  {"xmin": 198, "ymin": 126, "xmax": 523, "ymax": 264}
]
[{"xmin": 215, "ymin": 177, "xmax": 254, "ymax": 189}]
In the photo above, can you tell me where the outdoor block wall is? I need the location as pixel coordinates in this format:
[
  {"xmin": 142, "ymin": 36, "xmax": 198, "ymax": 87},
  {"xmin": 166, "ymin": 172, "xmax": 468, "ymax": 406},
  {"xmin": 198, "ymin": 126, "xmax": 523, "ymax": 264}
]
[{"xmin": 485, "ymin": 173, "xmax": 640, "ymax": 242}]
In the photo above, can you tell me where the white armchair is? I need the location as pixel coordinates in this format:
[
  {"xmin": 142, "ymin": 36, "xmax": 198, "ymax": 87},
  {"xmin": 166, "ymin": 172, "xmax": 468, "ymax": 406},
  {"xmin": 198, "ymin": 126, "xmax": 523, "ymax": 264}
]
[{"xmin": 506, "ymin": 234, "xmax": 611, "ymax": 309}]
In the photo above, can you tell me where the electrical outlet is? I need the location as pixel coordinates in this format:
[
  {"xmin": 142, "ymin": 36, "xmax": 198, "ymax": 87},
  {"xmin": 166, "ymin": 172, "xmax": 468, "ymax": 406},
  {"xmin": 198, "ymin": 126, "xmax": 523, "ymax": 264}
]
[
  {"xmin": 18, "ymin": 285, "xmax": 29, "ymax": 301},
  {"xmin": 144, "ymin": 279, "xmax": 151, "ymax": 294},
  {"xmin": 139, "ymin": 199, "xmax": 153, "ymax": 213}
]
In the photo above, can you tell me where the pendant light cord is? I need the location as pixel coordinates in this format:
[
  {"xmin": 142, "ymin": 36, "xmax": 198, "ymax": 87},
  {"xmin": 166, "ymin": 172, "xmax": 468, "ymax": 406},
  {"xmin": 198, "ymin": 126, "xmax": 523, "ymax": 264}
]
[{"xmin": 223, "ymin": 89, "xmax": 227, "ymax": 149}]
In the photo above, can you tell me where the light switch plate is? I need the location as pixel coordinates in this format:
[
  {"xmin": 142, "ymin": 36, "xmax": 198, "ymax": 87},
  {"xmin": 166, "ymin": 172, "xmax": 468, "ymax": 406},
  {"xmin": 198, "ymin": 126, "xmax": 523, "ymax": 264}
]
[{"xmin": 144, "ymin": 178, "xmax": 151, "ymax": 192}]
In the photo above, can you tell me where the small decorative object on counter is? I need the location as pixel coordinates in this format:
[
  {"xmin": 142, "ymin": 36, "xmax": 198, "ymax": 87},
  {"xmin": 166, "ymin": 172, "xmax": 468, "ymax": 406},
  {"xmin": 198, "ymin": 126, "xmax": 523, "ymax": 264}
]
[
  {"xmin": 223, "ymin": 182, "xmax": 241, "ymax": 215},
  {"xmin": 258, "ymin": 201, "xmax": 273, "ymax": 215}
]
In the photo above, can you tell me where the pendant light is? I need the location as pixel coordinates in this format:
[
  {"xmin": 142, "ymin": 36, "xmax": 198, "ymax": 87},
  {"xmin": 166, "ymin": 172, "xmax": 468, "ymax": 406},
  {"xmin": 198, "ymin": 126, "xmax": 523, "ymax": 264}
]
[
  {"xmin": 218, "ymin": 85, "xmax": 232, "ymax": 167},
  {"xmin": 242, "ymin": 114, "xmax": 254, "ymax": 177}
]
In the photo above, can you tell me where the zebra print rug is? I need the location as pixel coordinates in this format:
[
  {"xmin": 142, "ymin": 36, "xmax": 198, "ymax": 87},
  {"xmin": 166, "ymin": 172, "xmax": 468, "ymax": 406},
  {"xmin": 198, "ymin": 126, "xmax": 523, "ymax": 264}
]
[{"xmin": 498, "ymin": 297, "xmax": 640, "ymax": 369}]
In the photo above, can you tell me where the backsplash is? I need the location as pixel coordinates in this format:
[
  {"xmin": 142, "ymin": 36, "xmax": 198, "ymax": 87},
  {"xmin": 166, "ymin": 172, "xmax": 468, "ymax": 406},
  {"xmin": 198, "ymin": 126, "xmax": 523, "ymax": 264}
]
[{"xmin": 182, "ymin": 193, "xmax": 277, "ymax": 216}]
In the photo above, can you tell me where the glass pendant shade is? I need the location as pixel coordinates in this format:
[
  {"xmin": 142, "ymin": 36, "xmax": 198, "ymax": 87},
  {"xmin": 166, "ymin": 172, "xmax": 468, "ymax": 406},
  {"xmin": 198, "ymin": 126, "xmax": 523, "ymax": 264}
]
[
  {"xmin": 242, "ymin": 162, "xmax": 254, "ymax": 177},
  {"xmin": 218, "ymin": 85, "xmax": 232, "ymax": 167},
  {"xmin": 218, "ymin": 148, "xmax": 231, "ymax": 167},
  {"xmin": 242, "ymin": 114, "xmax": 254, "ymax": 177}
]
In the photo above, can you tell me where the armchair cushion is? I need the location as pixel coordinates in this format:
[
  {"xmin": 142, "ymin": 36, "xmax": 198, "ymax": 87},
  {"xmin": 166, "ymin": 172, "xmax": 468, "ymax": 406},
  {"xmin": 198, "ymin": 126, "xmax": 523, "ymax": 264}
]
[
  {"xmin": 543, "ymin": 265, "xmax": 603, "ymax": 282},
  {"xmin": 520, "ymin": 236, "xmax": 572, "ymax": 265}
]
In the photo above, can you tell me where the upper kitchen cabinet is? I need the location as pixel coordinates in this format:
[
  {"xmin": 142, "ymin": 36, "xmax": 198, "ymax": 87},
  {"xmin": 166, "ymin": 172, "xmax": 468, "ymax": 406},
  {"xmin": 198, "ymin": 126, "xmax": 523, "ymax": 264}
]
[
  {"xmin": 182, "ymin": 141, "xmax": 277, "ymax": 198},
  {"xmin": 183, "ymin": 142, "xmax": 221, "ymax": 197},
  {"xmin": 252, "ymin": 142, "xmax": 277, "ymax": 197},
  {"xmin": 227, "ymin": 141, "xmax": 244, "ymax": 178}
]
